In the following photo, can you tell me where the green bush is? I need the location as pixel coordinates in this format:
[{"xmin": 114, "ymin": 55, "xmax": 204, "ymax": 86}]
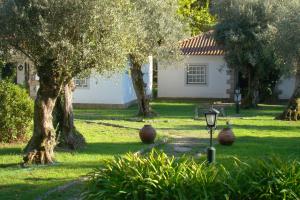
[
  {"xmin": 82, "ymin": 150, "xmax": 300, "ymax": 200},
  {"xmin": 225, "ymin": 158, "xmax": 300, "ymax": 199},
  {"xmin": 0, "ymin": 80, "xmax": 34, "ymax": 143}
]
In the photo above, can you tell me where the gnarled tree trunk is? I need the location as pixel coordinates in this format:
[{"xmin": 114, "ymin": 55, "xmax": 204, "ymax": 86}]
[
  {"xmin": 277, "ymin": 70, "xmax": 300, "ymax": 121},
  {"xmin": 54, "ymin": 80, "xmax": 85, "ymax": 150},
  {"xmin": 130, "ymin": 56, "xmax": 154, "ymax": 117},
  {"xmin": 23, "ymin": 62, "xmax": 62, "ymax": 165},
  {"xmin": 242, "ymin": 65, "xmax": 259, "ymax": 108}
]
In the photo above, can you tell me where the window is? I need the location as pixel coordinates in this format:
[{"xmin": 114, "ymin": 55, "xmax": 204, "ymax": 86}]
[
  {"xmin": 187, "ymin": 64, "xmax": 207, "ymax": 85},
  {"xmin": 74, "ymin": 77, "xmax": 89, "ymax": 88}
]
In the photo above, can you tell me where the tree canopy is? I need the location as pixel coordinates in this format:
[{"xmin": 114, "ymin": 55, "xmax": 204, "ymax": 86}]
[
  {"xmin": 273, "ymin": 0, "xmax": 300, "ymax": 73},
  {"xmin": 0, "ymin": 0, "xmax": 129, "ymax": 77},
  {"xmin": 177, "ymin": 0, "xmax": 216, "ymax": 35},
  {"xmin": 214, "ymin": 0, "xmax": 283, "ymax": 107}
]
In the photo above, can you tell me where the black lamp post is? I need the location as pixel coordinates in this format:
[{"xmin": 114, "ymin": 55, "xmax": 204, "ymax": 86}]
[
  {"xmin": 204, "ymin": 108, "xmax": 219, "ymax": 164},
  {"xmin": 234, "ymin": 88, "xmax": 241, "ymax": 114}
]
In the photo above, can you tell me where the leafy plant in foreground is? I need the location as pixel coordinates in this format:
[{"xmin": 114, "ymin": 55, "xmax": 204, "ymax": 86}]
[
  {"xmin": 82, "ymin": 150, "xmax": 300, "ymax": 200},
  {"xmin": 82, "ymin": 150, "xmax": 221, "ymax": 200}
]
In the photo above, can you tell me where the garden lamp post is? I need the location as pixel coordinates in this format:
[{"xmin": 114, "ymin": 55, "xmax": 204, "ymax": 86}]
[
  {"xmin": 204, "ymin": 109, "xmax": 219, "ymax": 164},
  {"xmin": 234, "ymin": 88, "xmax": 241, "ymax": 114}
]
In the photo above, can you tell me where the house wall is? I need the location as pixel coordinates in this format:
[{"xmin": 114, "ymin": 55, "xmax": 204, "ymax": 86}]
[
  {"xmin": 142, "ymin": 56, "xmax": 153, "ymax": 97},
  {"xmin": 73, "ymin": 56, "xmax": 153, "ymax": 106},
  {"xmin": 158, "ymin": 55, "xmax": 231, "ymax": 99},
  {"xmin": 158, "ymin": 55, "xmax": 295, "ymax": 100},
  {"xmin": 13, "ymin": 53, "xmax": 39, "ymax": 98},
  {"xmin": 277, "ymin": 76, "xmax": 296, "ymax": 100},
  {"xmin": 73, "ymin": 72, "xmax": 129, "ymax": 106}
]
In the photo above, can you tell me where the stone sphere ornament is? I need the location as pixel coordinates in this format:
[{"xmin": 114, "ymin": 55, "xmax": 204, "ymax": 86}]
[
  {"xmin": 139, "ymin": 125, "xmax": 156, "ymax": 144},
  {"xmin": 218, "ymin": 121, "xmax": 235, "ymax": 146}
]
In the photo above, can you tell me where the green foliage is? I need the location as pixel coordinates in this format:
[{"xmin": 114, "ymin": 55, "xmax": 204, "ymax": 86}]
[
  {"xmin": 0, "ymin": 58, "xmax": 4, "ymax": 78},
  {"xmin": 122, "ymin": 0, "xmax": 185, "ymax": 65},
  {"xmin": 83, "ymin": 150, "xmax": 300, "ymax": 200},
  {"xmin": 0, "ymin": 0, "xmax": 129, "ymax": 79},
  {"xmin": 273, "ymin": 0, "xmax": 300, "ymax": 74},
  {"xmin": 82, "ymin": 150, "xmax": 221, "ymax": 200},
  {"xmin": 0, "ymin": 62, "xmax": 16, "ymax": 82},
  {"xmin": 178, "ymin": 0, "xmax": 216, "ymax": 35},
  {"xmin": 224, "ymin": 158, "xmax": 300, "ymax": 199},
  {"xmin": 214, "ymin": 0, "xmax": 283, "ymax": 107},
  {"xmin": 0, "ymin": 80, "xmax": 33, "ymax": 143}
]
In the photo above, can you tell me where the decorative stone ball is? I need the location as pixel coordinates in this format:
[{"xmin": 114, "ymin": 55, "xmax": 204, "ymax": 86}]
[
  {"xmin": 139, "ymin": 125, "xmax": 156, "ymax": 144},
  {"xmin": 218, "ymin": 128, "xmax": 235, "ymax": 146}
]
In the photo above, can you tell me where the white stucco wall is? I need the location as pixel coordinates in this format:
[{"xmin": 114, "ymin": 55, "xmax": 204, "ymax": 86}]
[
  {"xmin": 73, "ymin": 56, "xmax": 153, "ymax": 105},
  {"xmin": 277, "ymin": 76, "xmax": 296, "ymax": 99},
  {"xmin": 158, "ymin": 55, "xmax": 231, "ymax": 99},
  {"xmin": 16, "ymin": 66, "xmax": 25, "ymax": 84},
  {"xmin": 73, "ymin": 72, "xmax": 131, "ymax": 105},
  {"xmin": 142, "ymin": 56, "xmax": 153, "ymax": 96}
]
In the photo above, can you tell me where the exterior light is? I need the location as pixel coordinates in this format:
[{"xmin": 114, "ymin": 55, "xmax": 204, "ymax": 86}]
[
  {"xmin": 234, "ymin": 88, "xmax": 242, "ymax": 114},
  {"xmin": 204, "ymin": 108, "xmax": 219, "ymax": 164},
  {"xmin": 205, "ymin": 109, "xmax": 218, "ymax": 128}
]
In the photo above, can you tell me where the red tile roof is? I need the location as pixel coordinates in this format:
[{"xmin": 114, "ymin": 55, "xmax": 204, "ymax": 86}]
[{"xmin": 180, "ymin": 31, "xmax": 224, "ymax": 56}]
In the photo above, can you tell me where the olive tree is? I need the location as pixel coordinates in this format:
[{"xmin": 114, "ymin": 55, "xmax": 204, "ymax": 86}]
[
  {"xmin": 125, "ymin": 0, "xmax": 185, "ymax": 117},
  {"xmin": 214, "ymin": 0, "xmax": 282, "ymax": 108},
  {"xmin": 0, "ymin": 0, "xmax": 129, "ymax": 164},
  {"xmin": 274, "ymin": 0, "xmax": 300, "ymax": 120},
  {"xmin": 54, "ymin": 1, "xmax": 131, "ymax": 150}
]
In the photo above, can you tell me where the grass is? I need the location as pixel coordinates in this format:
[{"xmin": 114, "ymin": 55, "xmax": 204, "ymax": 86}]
[
  {"xmin": 0, "ymin": 122, "xmax": 146, "ymax": 200},
  {"xmin": 0, "ymin": 100, "xmax": 300, "ymax": 199}
]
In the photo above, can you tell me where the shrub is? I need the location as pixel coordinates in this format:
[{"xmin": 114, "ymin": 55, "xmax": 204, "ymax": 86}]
[
  {"xmin": 0, "ymin": 80, "xmax": 34, "ymax": 143},
  {"xmin": 224, "ymin": 158, "xmax": 300, "ymax": 199},
  {"xmin": 82, "ymin": 150, "xmax": 300, "ymax": 200},
  {"xmin": 83, "ymin": 150, "xmax": 222, "ymax": 200}
]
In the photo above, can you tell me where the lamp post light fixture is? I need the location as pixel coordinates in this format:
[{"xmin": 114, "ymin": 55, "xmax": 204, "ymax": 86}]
[
  {"xmin": 234, "ymin": 88, "xmax": 242, "ymax": 114},
  {"xmin": 204, "ymin": 108, "xmax": 219, "ymax": 164}
]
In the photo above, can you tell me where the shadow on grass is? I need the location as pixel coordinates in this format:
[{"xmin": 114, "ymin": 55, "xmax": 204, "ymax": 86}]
[
  {"xmin": 74, "ymin": 102, "xmax": 197, "ymax": 120},
  {"xmin": 157, "ymin": 125, "xmax": 207, "ymax": 131},
  {"xmin": 157, "ymin": 122, "xmax": 299, "ymax": 132},
  {"xmin": 217, "ymin": 136, "xmax": 300, "ymax": 164},
  {"xmin": 233, "ymin": 124, "xmax": 300, "ymax": 132},
  {"xmin": 74, "ymin": 102, "xmax": 286, "ymax": 122},
  {"xmin": 0, "ymin": 147, "xmax": 22, "ymax": 155},
  {"xmin": 225, "ymin": 104, "xmax": 285, "ymax": 118},
  {"xmin": 79, "ymin": 142, "xmax": 145, "ymax": 155},
  {"xmin": 0, "ymin": 179, "xmax": 71, "ymax": 200}
]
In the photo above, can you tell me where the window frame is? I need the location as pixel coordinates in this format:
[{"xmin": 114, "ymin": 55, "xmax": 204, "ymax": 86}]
[
  {"xmin": 186, "ymin": 64, "xmax": 208, "ymax": 85},
  {"xmin": 74, "ymin": 77, "xmax": 90, "ymax": 89}
]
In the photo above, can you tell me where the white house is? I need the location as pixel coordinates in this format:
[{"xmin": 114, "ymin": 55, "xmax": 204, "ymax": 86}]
[
  {"xmin": 14, "ymin": 53, "xmax": 153, "ymax": 108},
  {"xmin": 158, "ymin": 31, "xmax": 295, "ymax": 100}
]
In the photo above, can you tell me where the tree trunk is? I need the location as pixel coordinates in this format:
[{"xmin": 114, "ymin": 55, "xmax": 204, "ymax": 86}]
[
  {"xmin": 23, "ymin": 77, "xmax": 61, "ymax": 165},
  {"xmin": 54, "ymin": 80, "xmax": 86, "ymax": 150},
  {"xmin": 277, "ymin": 70, "xmax": 300, "ymax": 120},
  {"xmin": 242, "ymin": 66, "xmax": 259, "ymax": 108},
  {"xmin": 130, "ymin": 57, "xmax": 154, "ymax": 117}
]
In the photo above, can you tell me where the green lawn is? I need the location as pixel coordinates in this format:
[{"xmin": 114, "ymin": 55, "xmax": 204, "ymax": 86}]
[{"xmin": 0, "ymin": 100, "xmax": 300, "ymax": 199}]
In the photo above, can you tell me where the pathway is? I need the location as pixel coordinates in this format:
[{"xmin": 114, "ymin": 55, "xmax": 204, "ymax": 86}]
[{"xmin": 161, "ymin": 135, "xmax": 210, "ymax": 158}]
